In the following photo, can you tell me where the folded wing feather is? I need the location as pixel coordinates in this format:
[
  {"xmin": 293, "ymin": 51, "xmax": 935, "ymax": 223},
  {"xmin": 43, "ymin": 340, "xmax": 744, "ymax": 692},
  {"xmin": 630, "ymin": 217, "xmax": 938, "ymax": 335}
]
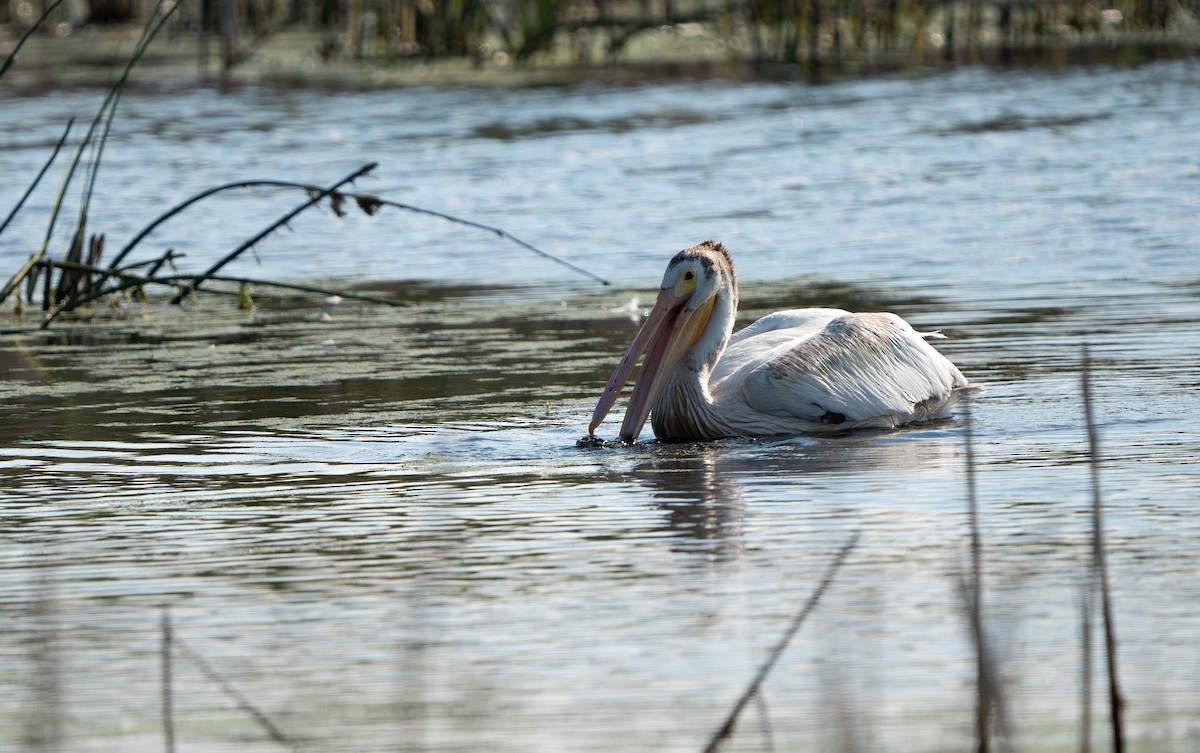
[{"xmin": 736, "ymin": 311, "xmax": 967, "ymax": 423}]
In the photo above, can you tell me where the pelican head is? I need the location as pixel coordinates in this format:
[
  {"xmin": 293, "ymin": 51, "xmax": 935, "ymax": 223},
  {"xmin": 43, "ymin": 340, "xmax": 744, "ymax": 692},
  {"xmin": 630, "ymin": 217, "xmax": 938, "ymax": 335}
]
[{"xmin": 588, "ymin": 241, "xmax": 737, "ymax": 443}]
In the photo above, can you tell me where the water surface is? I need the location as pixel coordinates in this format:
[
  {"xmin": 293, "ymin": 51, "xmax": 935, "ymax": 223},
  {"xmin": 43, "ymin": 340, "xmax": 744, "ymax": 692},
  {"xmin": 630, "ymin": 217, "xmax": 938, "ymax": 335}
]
[{"xmin": 1, "ymin": 60, "xmax": 1199, "ymax": 751}]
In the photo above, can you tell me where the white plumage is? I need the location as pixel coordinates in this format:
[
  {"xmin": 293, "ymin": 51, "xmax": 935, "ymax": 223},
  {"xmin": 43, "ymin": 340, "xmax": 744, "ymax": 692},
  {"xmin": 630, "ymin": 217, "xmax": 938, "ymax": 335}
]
[{"xmin": 588, "ymin": 242, "xmax": 972, "ymax": 443}]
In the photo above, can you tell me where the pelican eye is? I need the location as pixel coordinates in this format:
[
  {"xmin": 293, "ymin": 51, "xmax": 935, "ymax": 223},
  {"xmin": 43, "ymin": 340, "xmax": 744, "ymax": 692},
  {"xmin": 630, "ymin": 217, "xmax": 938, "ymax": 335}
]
[{"xmin": 674, "ymin": 266, "xmax": 699, "ymax": 297}]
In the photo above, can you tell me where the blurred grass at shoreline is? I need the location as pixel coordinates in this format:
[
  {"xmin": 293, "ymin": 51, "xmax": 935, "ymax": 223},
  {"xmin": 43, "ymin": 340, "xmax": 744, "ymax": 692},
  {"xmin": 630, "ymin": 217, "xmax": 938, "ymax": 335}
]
[{"xmin": 2, "ymin": 1, "xmax": 1199, "ymax": 92}]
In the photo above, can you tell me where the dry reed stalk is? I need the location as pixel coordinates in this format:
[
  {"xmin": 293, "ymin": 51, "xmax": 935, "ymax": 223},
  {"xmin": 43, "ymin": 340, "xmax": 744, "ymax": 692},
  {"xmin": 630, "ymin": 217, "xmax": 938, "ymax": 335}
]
[
  {"xmin": 702, "ymin": 530, "xmax": 860, "ymax": 753},
  {"xmin": 173, "ymin": 632, "xmax": 294, "ymax": 748},
  {"xmin": 0, "ymin": 119, "xmax": 74, "ymax": 242},
  {"xmin": 24, "ymin": 569, "xmax": 65, "ymax": 750},
  {"xmin": 963, "ymin": 392, "xmax": 989, "ymax": 751},
  {"xmin": 0, "ymin": 0, "xmax": 181, "ymax": 309},
  {"xmin": 107, "ymin": 179, "xmax": 611, "ymax": 286},
  {"xmin": 162, "ymin": 607, "xmax": 176, "ymax": 753},
  {"xmin": 0, "ymin": 0, "xmax": 69, "ymax": 79},
  {"xmin": 753, "ymin": 691, "xmax": 776, "ymax": 752},
  {"xmin": 1080, "ymin": 575, "xmax": 1092, "ymax": 753},
  {"xmin": 1080, "ymin": 344, "xmax": 1124, "ymax": 752},
  {"xmin": 959, "ymin": 393, "xmax": 1008, "ymax": 752}
]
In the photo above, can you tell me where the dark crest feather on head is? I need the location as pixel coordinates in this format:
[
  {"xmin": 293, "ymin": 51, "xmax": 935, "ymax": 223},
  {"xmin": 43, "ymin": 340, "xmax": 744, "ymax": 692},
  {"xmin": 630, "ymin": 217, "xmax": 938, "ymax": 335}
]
[{"xmin": 672, "ymin": 240, "xmax": 736, "ymax": 291}]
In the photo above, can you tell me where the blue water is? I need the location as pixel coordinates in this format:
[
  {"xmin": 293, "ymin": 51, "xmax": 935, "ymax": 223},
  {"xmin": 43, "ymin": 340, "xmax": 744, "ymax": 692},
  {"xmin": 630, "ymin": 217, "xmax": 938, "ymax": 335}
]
[{"xmin": 1, "ymin": 59, "xmax": 1198, "ymax": 751}]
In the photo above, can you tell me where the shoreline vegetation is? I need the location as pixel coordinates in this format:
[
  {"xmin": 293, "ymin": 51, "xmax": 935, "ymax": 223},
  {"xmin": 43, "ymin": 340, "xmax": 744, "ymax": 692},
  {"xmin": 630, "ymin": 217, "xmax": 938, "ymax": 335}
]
[{"xmin": 3, "ymin": 0, "xmax": 1199, "ymax": 90}]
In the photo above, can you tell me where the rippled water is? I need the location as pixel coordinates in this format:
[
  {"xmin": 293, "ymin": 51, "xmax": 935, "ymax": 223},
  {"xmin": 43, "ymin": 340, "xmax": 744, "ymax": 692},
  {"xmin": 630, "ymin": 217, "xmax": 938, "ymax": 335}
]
[{"xmin": 2, "ymin": 59, "xmax": 1199, "ymax": 751}]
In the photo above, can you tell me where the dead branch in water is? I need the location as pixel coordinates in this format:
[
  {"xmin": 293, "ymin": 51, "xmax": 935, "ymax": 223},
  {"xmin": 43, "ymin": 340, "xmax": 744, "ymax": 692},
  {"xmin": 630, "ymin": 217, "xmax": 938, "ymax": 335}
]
[
  {"xmin": 107, "ymin": 179, "xmax": 611, "ymax": 286},
  {"xmin": 24, "ymin": 162, "xmax": 610, "ymax": 326},
  {"xmin": 21, "ymin": 156, "xmax": 609, "ymax": 326},
  {"xmin": 702, "ymin": 530, "xmax": 860, "ymax": 753},
  {"xmin": 167, "ymin": 163, "xmax": 378, "ymax": 304}
]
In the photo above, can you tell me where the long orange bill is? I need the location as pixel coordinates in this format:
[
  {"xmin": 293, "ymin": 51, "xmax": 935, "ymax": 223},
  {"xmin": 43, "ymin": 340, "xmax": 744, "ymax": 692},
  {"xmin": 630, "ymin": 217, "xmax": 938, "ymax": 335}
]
[
  {"xmin": 617, "ymin": 295, "xmax": 713, "ymax": 443},
  {"xmin": 589, "ymin": 288, "xmax": 714, "ymax": 443},
  {"xmin": 588, "ymin": 288, "xmax": 682, "ymax": 439}
]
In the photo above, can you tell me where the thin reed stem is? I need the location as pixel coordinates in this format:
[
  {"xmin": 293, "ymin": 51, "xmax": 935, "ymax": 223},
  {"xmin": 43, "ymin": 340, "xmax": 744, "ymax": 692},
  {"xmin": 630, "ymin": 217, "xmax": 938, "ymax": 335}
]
[
  {"xmin": 754, "ymin": 692, "xmax": 776, "ymax": 753},
  {"xmin": 959, "ymin": 393, "xmax": 1011, "ymax": 751},
  {"xmin": 1080, "ymin": 344, "xmax": 1124, "ymax": 753},
  {"xmin": 0, "ymin": 120, "xmax": 76, "ymax": 309},
  {"xmin": 0, "ymin": 0, "xmax": 69, "ymax": 79},
  {"xmin": 1080, "ymin": 577, "xmax": 1092, "ymax": 753},
  {"xmin": 703, "ymin": 531, "xmax": 860, "ymax": 753},
  {"xmin": 0, "ymin": 119, "xmax": 74, "ymax": 240},
  {"xmin": 77, "ymin": 1, "xmax": 178, "ymax": 234},
  {"xmin": 963, "ymin": 393, "xmax": 983, "ymax": 613},
  {"xmin": 73, "ymin": 0, "xmax": 181, "ymax": 244},
  {"xmin": 24, "ymin": 569, "xmax": 64, "ymax": 750},
  {"xmin": 356, "ymin": 191, "xmax": 612, "ymax": 286}
]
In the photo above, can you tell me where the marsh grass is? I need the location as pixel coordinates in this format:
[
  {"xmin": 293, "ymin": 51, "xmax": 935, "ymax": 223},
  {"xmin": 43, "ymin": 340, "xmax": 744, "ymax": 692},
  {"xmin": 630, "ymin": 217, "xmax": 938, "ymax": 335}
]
[
  {"xmin": 5, "ymin": 0, "xmax": 1199, "ymax": 77},
  {"xmin": 15, "ymin": 167, "xmax": 607, "ymax": 327},
  {"xmin": 1, "ymin": 5, "xmax": 607, "ymax": 329},
  {"xmin": 0, "ymin": 0, "xmax": 68, "ymax": 78},
  {"xmin": 0, "ymin": 0, "xmax": 182, "ymax": 309}
]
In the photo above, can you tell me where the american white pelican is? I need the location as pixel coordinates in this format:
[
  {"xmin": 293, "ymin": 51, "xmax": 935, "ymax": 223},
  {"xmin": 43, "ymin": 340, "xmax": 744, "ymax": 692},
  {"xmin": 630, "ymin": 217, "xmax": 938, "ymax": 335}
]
[{"xmin": 588, "ymin": 241, "xmax": 972, "ymax": 443}]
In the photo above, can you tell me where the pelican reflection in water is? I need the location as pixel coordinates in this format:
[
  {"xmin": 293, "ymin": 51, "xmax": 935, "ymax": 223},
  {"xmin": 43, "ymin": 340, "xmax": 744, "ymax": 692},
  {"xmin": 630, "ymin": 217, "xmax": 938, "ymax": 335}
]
[{"xmin": 588, "ymin": 241, "xmax": 972, "ymax": 443}]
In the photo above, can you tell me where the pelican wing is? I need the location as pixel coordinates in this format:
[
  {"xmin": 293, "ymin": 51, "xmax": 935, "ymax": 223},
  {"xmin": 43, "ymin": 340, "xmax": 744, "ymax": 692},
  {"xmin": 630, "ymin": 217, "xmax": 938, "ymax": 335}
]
[
  {"xmin": 726, "ymin": 307, "xmax": 847, "ymax": 348},
  {"xmin": 735, "ymin": 311, "xmax": 967, "ymax": 424}
]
